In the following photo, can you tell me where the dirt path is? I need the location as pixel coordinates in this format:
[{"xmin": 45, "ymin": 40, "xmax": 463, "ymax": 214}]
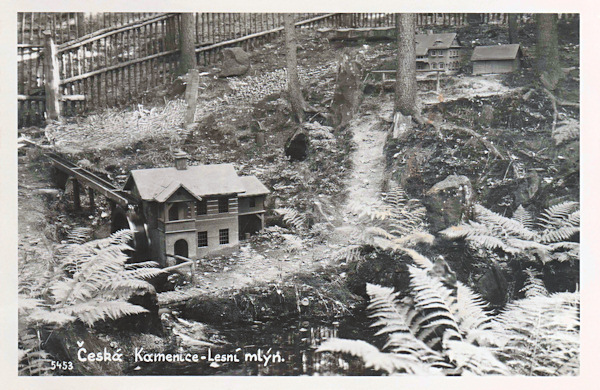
[{"xmin": 159, "ymin": 97, "xmax": 392, "ymax": 305}]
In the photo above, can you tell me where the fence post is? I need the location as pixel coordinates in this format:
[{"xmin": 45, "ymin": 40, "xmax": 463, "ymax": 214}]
[
  {"xmin": 42, "ymin": 30, "xmax": 61, "ymax": 122},
  {"xmin": 183, "ymin": 69, "xmax": 199, "ymax": 130}
]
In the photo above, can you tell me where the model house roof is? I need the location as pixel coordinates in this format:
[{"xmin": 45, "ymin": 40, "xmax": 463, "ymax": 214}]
[
  {"xmin": 415, "ymin": 33, "xmax": 460, "ymax": 56},
  {"xmin": 125, "ymin": 164, "xmax": 247, "ymax": 202},
  {"xmin": 471, "ymin": 44, "xmax": 521, "ymax": 61},
  {"xmin": 239, "ymin": 176, "xmax": 270, "ymax": 197}
]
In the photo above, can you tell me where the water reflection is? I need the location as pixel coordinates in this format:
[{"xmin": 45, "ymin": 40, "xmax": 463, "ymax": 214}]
[{"xmin": 128, "ymin": 316, "xmax": 376, "ymax": 376}]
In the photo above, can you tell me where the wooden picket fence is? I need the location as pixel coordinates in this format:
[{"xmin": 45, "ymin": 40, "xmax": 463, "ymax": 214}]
[{"xmin": 18, "ymin": 12, "xmax": 578, "ymax": 128}]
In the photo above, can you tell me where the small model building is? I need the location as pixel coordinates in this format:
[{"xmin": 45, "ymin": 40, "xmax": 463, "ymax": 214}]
[
  {"xmin": 471, "ymin": 44, "xmax": 522, "ymax": 75},
  {"xmin": 415, "ymin": 32, "xmax": 463, "ymax": 73},
  {"xmin": 123, "ymin": 151, "xmax": 269, "ymax": 265}
]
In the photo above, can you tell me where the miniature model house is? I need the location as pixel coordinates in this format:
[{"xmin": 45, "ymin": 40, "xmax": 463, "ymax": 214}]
[
  {"xmin": 471, "ymin": 44, "xmax": 522, "ymax": 75},
  {"xmin": 123, "ymin": 151, "xmax": 269, "ymax": 265},
  {"xmin": 415, "ymin": 32, "xmax": 463, "ymax": 72}
]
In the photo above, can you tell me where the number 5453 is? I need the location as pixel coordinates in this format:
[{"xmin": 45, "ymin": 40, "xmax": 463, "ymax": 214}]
[{"xmin": 50, "ymin": 361, "xmax": 73, "ymax": 370}]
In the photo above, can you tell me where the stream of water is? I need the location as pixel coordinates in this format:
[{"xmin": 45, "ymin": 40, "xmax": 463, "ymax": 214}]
[{"xmin": 127, "ymin": 315, "xmax": 378, "ymax": 376}]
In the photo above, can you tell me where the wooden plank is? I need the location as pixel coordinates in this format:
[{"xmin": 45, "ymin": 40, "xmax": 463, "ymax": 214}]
[{"xmin": 57, "ymin": 13, "xmax": 172, "ymax": 53}]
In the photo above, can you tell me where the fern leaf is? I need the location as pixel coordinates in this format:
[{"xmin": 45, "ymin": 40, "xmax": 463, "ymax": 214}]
[
  {"xmin": 445, "ymin": 339, "xmax": 510, "ymax": 375},
  {"xmin": 407, "ymin": 266, "xmax": 462, "ymax": 350},
  {"xmin": 274, "ymin": 207, "xmax": 306, "ymax": 231},
  {"xmin": 537, "ymin": 202, "xmax": 579, "ymax": 230},
  {"xmin": 26, "ymin": 307, "xmax": 75, "ymax": 325},
  {"xmin": 539, "ymin": 226, "xmax": 579, "ymax": 244},
  {"xmin": 62, "ymin": 300, "xmax": 148, "ymax": 326},
  {"xmin": 452, "ymin": 283, "xmax": 495, "ymax": 345},
  {"xmin": 491, "ymin": 291, "xmax": 580, "ymax": 375},
  {"xmin": 475, "ymin": 204, "xmax": 536, "ymax": 240},
  {"xmin": 513, "ymin": 205, "xmax": 534, "ymax": 229},
  {"xmin": 333, "ymin": 245, "xmax": 362, "ymax": 263},
  {"xmin": 520, "ymin": 269, "xmax": 549, "ymax": 298}
]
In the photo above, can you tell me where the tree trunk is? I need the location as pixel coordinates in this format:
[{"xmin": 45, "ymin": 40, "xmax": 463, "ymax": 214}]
[
  {"xmin": 42, "ymin": 31, "xmax": 61, "ymax": 122},
  {"xmin": 395, "ymin": 13, "xmax": 418, "ymax": 117},
  {"xmin": 536, "ymin": 14, "xmax": 561, "ymax": 90},
  {"xmin": 178, "ymin": 13, "xmax": 197, "ymax": 75},
  {"xmin": 284, "ymin": 13, "xmax": 306, "ymax": 122},
  {"xmin": 508, "ymin": 14, "xmax": 518, "ymax": 44}
]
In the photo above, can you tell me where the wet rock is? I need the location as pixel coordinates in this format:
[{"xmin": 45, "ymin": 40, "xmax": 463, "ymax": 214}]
[
  {"xmin": 330, "ymin": 52, "xmax": 363, "ymax": 128},
  {"xmin": 423, "ymin": 175, "xmax": 474, "ymax": 232},
  {"xmin": 219, "ymin": 47, "xmax": 250, "ymax": 77}
]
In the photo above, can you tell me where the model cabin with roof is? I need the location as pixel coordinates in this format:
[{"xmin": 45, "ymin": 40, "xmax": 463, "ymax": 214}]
[
  {"xmin": 123, "ymin": 151, "xmax": 269, "ymax": 265},
  {"xmin": 415, "ymin": 31, "xmax": 463, "ymax": 73},
  {"xmin": 471, "ymin": 44, "xmax": 522, "ymax": 75}
]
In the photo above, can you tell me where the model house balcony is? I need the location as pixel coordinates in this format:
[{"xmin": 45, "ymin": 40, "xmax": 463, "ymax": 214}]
[{"xmin": 165, "ymin": 219, "xmax": 196, "ymax": 233}]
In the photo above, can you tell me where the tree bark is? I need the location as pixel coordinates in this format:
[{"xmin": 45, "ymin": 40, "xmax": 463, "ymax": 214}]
[
  {"xmin": 536, "ymin": 14, "xmax": 561, "ymax": 90},
  {"xmin": 42, "ymin": 31, "xmax": 61, "ymax": 122},
  {"xmin": 395, "ymin": 13, "xmax": 418, "ymax": 117},
  {"xmin": 508, "ymin": 14, "xmax": 518, "ymax": 44},
  {"xmin": 178, "ymin": 13, "xmax": 197, "ymax": 76},
  {"xmin": 284, "ymin": 13, "xmax": 306, "ymax": 122}
]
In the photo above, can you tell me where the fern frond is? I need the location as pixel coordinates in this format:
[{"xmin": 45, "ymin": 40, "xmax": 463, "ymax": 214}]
[
  {"xmin": 25, "ymin": 306, "xmax": 75, "ymax": 325},
  {"xmin": 451, "ymin": 283, "xmax": 495, "ymax": 345},
  {"xmin": 513, "ymin": 206, "xmax": 534, "ymax": 229},
  {"xmin": 66, "ymin": 227, "xmax": 93, "ymax": 244},
  {"xmin": 491, "ymin": 291, "xmax": 580, "ymax": 375},
  {"xmin": 537, "ymin": 202, "xmax": 579, "ymax": 230},
  {"xmin": 274, "ymin": 207, "xmax": 306, "ymax": 231},
  {"xmin": 61, "ymin": 300, "xmax": 148, "ymax": 326},
  {"xmin": 445, "ymin": 339, "xmax": 510, "ymax": 375},
  {"xmin": 333, "ymin": 245, "xmax": 362, "ymax": 263},
  {"xmin": 520, "ymin": 269, "xmax": 548, "ymax": 298},
  {"xmin": 406, "ymin": 266, "xmax": 462, "ymax": 350},
  {"xmin": 18, "ymin": 349, "xmax": 53, "ymax": 376},
  {"xmin": 539, "ymin": 226, "xmax": 579, "ymax": 244},
  {"xmin": 475, "ymin": 204, "xmax": 536, "ymax": 240},
  {"xmin": 317, "ymin": 338, "xmax": 439, "ymax": 374},
  {"xmin": 398, "ymin": 247, "xmax": 435, "ymax": 270}
]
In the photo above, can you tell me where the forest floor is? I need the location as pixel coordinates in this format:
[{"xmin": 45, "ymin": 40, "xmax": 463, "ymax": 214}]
[{"xmin": 18, "ymin": 19, "xmax": 580, "ymax": 319}]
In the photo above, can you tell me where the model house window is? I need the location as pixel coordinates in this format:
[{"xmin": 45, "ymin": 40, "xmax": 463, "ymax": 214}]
[
  {"xmin": 196, "ymin": 199, "xmax": 207, "ymax": 215},
  {"xmin": 218, "ymin": 197, "xmax": 229, "ymax": 213},
  {"xmin": 219, "ymin": 229, "xmax": 229, "ymax": 245},
  {"xmin": 198, "ymin": 231, "xmax": 208, "ymax": 247},
  {"xmin": 432, "ymin": 63, "xmax": 437, "ymax": 69},
  {"xmin": 249, "ymin": 197, "xmax": 256, "ymax": 208},
  {"xmin": 440, "ymin": 63, "xmax": 444, "ymax": 69}
]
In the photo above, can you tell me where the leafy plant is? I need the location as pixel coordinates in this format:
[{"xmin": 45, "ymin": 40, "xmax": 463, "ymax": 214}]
[
  {"xmin": 441, "ymin": 203, "xmax": 579, "ymax": 264},
  {"xmin": 346, "ymin": 184, "xmax": 432, "ymax": 264},
  {"xmin": 18, "ymin": 229, "xmax": 164, "ymax": 375},
  {"xmin": 274, "ymin": 207, "xmax": 307, "ymax": 231},
  {"xmin": 318, "ymin": 256, "xmax": 579, "ymax": 376}
]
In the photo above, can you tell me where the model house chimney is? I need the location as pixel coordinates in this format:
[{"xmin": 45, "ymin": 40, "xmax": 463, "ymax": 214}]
[{"xmin": 174, "ymin": 150, "xmax": 188, "ymax": 170}]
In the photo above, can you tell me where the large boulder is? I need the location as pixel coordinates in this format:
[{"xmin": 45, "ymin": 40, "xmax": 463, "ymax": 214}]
[
  {"xmin": 423, "ymin": 175, "xmax": 474, "ymax": 232},
  {"xmin": 219, "ymin": 47, "xmax": 251, "ymax": 77}
]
